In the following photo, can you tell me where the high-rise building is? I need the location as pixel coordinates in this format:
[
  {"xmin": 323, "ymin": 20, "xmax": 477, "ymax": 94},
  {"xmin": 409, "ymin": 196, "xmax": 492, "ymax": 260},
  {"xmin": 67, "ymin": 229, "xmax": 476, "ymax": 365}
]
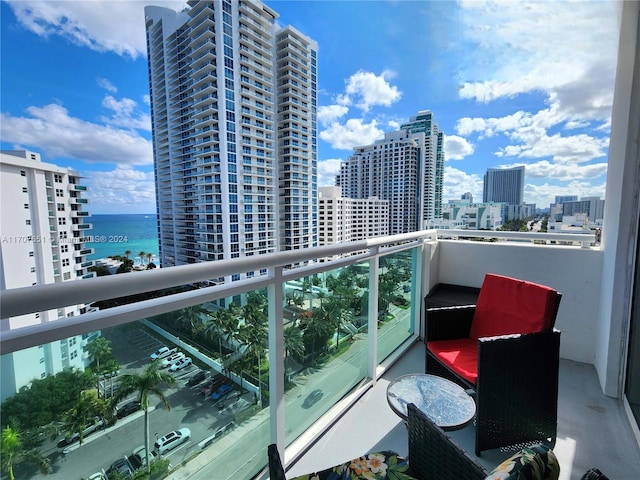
[
  {"xmin": 317, "ymin": 186, "xmax": 388, "ymax": 247},
  {"xmin": 563, "ymin": 197, "xmax": 605, "ymax": 223},
  {"xmin": 483, "ymin": 166, "xmax": 525, "ymax": 205},
  {"xmin": 145, "ymin": 0, "xmax": 317, "ymax": 278},
  {"xmin": 400, "ymin": 110, "xmax": 444, "ymax": 219},
  {"xmin": 336, "ymin": 110, "xmax": 444, "ymax": 234},
  {"xmin": 0, "ymin": 150, "xmax": 95, "ymax": 401}
]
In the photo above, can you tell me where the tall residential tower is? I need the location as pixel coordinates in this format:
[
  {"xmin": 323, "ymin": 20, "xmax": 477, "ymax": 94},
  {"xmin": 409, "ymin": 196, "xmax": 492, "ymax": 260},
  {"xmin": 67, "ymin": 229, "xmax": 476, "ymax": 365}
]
[
  {"xmin": 336, "ymin": 110, "xmax": 444, "ymax": 234},
  {"xmin": 145, "ymin": 0, "xmax": 317, "ymax": 278},
  {"xmin": 0, "ymin": 150, "xmax": 95, "ymax": 401},
  {"xmin": 483, "ymin": 166, "xmax": 525, "ymax": 205}
]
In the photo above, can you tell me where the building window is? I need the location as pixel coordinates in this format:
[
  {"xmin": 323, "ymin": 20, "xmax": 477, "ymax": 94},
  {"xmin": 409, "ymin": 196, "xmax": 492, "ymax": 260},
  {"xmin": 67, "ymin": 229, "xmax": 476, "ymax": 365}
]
[
  {"xmin": 29, "ymin": 251, "xmax": 34, "ymax": 257},
  {"xmin": 24, "ymin": 204, "xmax": 29, "ymax": 209},
  {"xmin": 54, "ymin": 174, "xmax": 63, "ymax": 183},
  {"xmin": 61, "ymin": 244, "xmax": 68, "ymax": 253},
  {"xmin": 56, "ymin": 189, "xmax": 64, "ymax": 197},
  {"xmin": 30, "ymin": 267, "xmax": 36, "ymax": 273},
  {"xmin": 57, "ymin": 203, "xmax": 65, "ymax": 211},
  {"xmin": 63, "ymin": 272, "xmax": 71, "ymax": 280},
  {"xmin": 22, "ymin": 187, "xmax": 27, "ymax": 193},
  {"xmin": 26, "ymin": 219, "xmax": 31, "ymax": 225},
  {"xmin": 58, "ymin": 217, "xmax": 66, "ymax": 226},
  {"xmin": 20, "ymin": 170, "xmax": 26, "ymax": 176},
  {"xmin": 62, "ymin": 259, "xmax": 70, "ymax": 267},
  {"xmin": 40, "ymin": 357, "xmax": 45, "ymax": 363}
]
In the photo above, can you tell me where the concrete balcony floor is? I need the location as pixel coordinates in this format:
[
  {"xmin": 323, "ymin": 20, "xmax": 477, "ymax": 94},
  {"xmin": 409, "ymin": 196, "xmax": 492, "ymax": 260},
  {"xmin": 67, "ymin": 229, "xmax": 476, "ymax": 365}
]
[{"xmin": 287, "ymin": 342, "xmax": 640, "ymax": 480}]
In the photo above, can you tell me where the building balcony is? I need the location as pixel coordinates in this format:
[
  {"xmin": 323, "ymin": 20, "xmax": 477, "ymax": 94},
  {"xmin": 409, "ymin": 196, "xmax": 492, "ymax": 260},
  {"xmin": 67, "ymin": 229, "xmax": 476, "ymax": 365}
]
[{"xmin": 1, "ymin": 230, "xmax": 639, "ymax": 480}]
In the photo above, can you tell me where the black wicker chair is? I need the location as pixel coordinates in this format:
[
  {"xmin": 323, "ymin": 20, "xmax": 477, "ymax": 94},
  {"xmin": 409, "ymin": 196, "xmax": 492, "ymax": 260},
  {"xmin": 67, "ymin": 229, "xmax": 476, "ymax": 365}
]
[
  {"xmin": 406, "ymin": 403, "xmax": 560, "ymax": 480},
  {"xmin": 425, "ymin": 274, "xmax": 562, "ymax": 455}
]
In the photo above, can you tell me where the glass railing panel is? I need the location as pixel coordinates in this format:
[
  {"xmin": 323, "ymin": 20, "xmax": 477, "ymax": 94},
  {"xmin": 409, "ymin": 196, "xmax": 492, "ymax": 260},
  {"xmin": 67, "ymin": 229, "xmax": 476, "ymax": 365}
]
[
  {"xmin": 377, "ymin": 247, "xmax": 417, "ymax": 363},
  {"xmin": 0, "ymin": 294, "xmax": 271, "ymax": 480},
  {"xmin": 283, "ymin": 263, "xmax": 370, "ymax": 445}
]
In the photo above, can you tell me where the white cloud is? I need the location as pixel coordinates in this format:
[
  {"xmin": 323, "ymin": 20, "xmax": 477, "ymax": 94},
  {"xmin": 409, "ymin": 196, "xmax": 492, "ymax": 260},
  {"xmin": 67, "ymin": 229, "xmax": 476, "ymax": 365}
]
[
  {"xmin": 0, "ymin": 104, "xmax": 153, "ymax": 166},
  {"xmin": 519, "ymin": 160, "xmax": 607, "ymax": 182},
  {"xmin": 320, "ymin": 118, "xmax": 385, "ymax": 150},
  {"xmin": 442, "ymin": 166, "xmax": 483, "ymax": 203},
  {"xmin": 101, "ymin": 95, "xmax": 152, "ymax": 131},
  {"xmin": 317, "ymin": 159, "xmax": 344, "ymax": 187},
  {"xmin": 524, "ymin": 180, "xmax": 607, "ymax": 209},
  {"xmin": 318, "ymin": 105, "xmax": 349, "ymax": 126},
  {"xmin": 86, "ymin": 167, "xmax": 156, "ymax": 213},
  {"xmin": 444, "ymin": 135, "xmax": 474, "ymax": 160},
  {"xmin": 6, "ymin": 0, "xmax": 188, "ymax": 58},
  {"xmin": 97, "ymin": 77, "xmax": 117, "ymax": 93},
  {"xmin": 457, "ymin": 0, "xmax": 619, "ymax": 107},
  {"xmin": 343, "ymin": 70, "xmax": 402, "ymax": 112}
]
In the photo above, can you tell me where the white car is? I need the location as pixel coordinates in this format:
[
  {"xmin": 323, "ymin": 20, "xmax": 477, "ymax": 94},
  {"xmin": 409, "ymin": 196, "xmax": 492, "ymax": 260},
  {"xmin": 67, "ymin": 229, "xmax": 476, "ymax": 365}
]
[
  {"xmin": 150, "ymin": 346, "xmax": 177, "ymax": 360},
  {"xmin": 169, "ymin": 357, "xmax": 193, "ymax": 372},
  {"xmin": 161, "ymin": 352, "xmax": 185, "ymax": 368},
  {"xmin": 153, "ymin": 428, "xmax": 191, "ymax": 455}
]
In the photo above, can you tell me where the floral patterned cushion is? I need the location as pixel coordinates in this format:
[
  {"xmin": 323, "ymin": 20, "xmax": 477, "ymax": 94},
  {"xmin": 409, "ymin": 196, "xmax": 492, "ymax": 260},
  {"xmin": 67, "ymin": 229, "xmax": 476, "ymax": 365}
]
[
  {"xmin": 289, "ymin": 451, "xmax": 417, "ymax": 480},
  {"xmin": 485, "ymin": 444, "xmax": 560, "ymax": 480}
]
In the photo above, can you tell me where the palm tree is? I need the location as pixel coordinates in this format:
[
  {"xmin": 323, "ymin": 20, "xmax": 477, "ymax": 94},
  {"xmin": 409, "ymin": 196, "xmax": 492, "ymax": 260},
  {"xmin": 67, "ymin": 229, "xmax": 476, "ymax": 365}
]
[
  {"xmin": 84, "ymin": 337, "xmax": 112, "ymax": 396},
  {"xmin": 138, "ymin": 251, "xmax": 146, "ymax": 266},
  {"xmin": 63, "ymin": 391, "xmax": 101, "ymax": 446},
  {"xmin": 283, "ymin": 325, "xmax": 304, "ymax": 361},
  {"xmin": 124, "ymin": 250, "xmax": 132, "ymax": 260},
  {"xmin": 177, "ymin": 304, "xmax": 209, "ymax": 336},
  {"xmin": 146, "ymin": 252, "xmax": 153, "ymax": 265},
  {"xmin": 114, "ymin": 361, "xmax": 176, "ymax": 473},
  {"xmin": 1, "ymin": 425, "xmax": 51, "ymax": 480},
  {"xmin": 206, "ymin": 306, "xmax": 239, "ymax": 358}
]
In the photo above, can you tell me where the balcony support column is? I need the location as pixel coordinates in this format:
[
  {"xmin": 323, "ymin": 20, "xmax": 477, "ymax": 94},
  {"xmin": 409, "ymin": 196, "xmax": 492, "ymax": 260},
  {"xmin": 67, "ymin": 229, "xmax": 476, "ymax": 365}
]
[
  {"xmin": 268, "ymin": 266, "xmax": 285, "ymax": 450},
  {"xmin": 368, "ymin": 247, "xmax": 379, "ymax": 382}
]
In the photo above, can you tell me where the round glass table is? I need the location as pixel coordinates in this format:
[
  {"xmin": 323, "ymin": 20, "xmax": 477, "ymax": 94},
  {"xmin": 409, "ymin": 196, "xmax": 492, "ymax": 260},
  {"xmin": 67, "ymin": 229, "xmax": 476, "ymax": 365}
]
[{"xmin": 386, "ymin": 373, "xmax": 476, "ymax": 430}]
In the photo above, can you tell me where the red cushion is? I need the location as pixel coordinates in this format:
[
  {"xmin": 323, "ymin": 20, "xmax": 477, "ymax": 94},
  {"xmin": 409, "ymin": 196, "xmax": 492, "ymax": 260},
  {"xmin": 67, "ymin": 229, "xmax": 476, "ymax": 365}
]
[
  {"xmin": 470, "ymin": 274, "xmax": 558, "ymax": 340},
  {"xmin": 428, "ymin": 338, "xmax": 478, "ymax": 384}
]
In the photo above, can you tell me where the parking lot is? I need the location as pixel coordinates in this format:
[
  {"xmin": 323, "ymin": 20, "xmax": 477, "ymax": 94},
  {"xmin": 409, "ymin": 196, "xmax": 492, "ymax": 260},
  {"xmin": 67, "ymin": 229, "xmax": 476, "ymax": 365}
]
[{"xmin": 27, "ymin": 323, "xmax": 250, "ymax": 480}]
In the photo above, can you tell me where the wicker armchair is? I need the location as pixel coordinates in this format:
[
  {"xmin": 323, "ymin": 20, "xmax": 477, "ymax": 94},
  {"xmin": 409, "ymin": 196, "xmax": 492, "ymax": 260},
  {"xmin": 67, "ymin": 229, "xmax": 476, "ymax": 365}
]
[
  {"xmin": 407, "ymin": 403, "xmax": 560, "ymax": 480},
  {"xmin": 425, "ymin": 274, "xmax": 562, "ymax": 455}
]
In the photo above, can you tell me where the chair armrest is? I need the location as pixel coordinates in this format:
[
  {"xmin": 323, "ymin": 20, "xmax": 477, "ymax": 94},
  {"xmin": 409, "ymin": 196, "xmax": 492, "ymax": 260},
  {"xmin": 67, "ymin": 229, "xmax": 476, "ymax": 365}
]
[
  {"xmin": 407, "ymin": 403, "xmax": 487, "ymax": 480},
  {"xmin": 475, "ymin": 330, "xmax": 561, "ymax": 454},
  {"xmin": 268, "ymin": 444, "xmax": 287, "ymax": 480},
  {"xmin": 426, "ymin": 305, "xmax": 475, "ymax": 341}
]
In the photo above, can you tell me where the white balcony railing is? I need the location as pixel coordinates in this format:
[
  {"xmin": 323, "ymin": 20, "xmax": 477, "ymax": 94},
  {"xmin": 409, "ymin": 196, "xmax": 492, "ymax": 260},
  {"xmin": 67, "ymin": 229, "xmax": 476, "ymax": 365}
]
[{"xmin": 0, "ymin": 229, "xmax": 601, "ymax": 480}]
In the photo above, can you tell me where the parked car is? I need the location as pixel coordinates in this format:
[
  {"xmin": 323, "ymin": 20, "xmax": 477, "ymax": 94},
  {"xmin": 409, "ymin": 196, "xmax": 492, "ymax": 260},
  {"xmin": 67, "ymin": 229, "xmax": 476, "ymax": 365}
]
[
  {"xmin": 161, "ymin": 351, "xmax": 185, "ymax": 368},
  {"xmin": 150, "ymin": 346, "xmax": 177, "ymax": 360},
  {"xmin": 85, "ymin": 471, "xmax": 106, "ymax": 480},
  {"xmin": 215, "ymin": 390, "xmax": 241, "ymax": 410},
  {"xmin": 116, "ymin": 399, "xmax": 141, "ymax": 419},
  {"xmin": 169, "ymin": 356, "xmax": 192, "ymax": 372},
  {"xmin": 153, "ymin": 428, "xmax": 191, "ymax": 456},
  {"xmin": 302, "ymin": 389, "xmax": 323, "ymax": 408},
  {"xmin": 106, "ymin": 457, "xmax": 135, "ymax": 478},
  {"xmin": 186, "ymin": 370, "xmax": 206, "ymax": 387},
  {"xmin": 57, "ymin": 416, "xmax": 105, "ymax": 448},
  {"xmin": 211, "ymin": 384, "xmax": 232, "ymax": 400}
]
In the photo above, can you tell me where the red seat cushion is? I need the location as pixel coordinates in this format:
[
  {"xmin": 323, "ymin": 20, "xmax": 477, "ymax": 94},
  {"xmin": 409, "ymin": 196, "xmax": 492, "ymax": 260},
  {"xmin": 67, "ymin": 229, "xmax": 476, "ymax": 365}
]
[
  {"xmin": 427, "ymin": 338, "xmax": 478, "ymax": 384},
  {"xmin": 470, "ymin": 274, "xmax": 558, "ymax": 340}
]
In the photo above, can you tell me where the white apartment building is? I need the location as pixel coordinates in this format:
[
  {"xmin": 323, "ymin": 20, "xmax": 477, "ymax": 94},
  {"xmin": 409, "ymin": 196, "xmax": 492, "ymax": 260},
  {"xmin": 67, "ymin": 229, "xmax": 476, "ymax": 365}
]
[
  {"xmin": 317, "ymin": 186, "xmax": 388, "ymax": 246},
  {"xmin": 440, "ymin": 201, "xmax": 503, "ymax": 230},
  {"xmin": 0, "ymin": 150, "xmax": 95, "ymax": 401},
  {"xmin": 337, "ymin": 113, "xmax": 443, "ymax": 235},
  {"xmin": 145, "ymin": 0, "xmax": 318, "ymax": 279}
]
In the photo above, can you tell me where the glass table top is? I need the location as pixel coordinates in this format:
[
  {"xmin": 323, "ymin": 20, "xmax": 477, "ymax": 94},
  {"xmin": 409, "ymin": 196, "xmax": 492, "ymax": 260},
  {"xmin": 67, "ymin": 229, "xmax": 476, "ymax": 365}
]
[{"xmin": 386, "ymin": 373, "xmax": 476, "ymax": 430}]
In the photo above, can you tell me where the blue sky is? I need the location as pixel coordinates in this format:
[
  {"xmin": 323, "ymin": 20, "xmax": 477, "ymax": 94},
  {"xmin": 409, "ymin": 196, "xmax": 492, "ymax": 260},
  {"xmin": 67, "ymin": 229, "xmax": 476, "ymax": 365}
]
[{"xmin": 0, "ymin": 0, "xmax": 620, "ymax": 214}]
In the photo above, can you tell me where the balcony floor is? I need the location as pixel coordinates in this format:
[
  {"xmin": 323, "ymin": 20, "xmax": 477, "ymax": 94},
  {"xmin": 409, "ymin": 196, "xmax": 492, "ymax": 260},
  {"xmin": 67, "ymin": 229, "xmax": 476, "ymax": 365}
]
[{"xmin": 286, "ymin": 342, "xmax": 640, "ymax": 480}]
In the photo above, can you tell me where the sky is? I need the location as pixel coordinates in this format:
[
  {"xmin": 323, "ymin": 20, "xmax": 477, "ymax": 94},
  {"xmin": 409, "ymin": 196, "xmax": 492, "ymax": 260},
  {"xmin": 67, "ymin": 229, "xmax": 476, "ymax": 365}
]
[{"xmin": 0, "ymin": 0, "xmax": 621, "ymax": 214}]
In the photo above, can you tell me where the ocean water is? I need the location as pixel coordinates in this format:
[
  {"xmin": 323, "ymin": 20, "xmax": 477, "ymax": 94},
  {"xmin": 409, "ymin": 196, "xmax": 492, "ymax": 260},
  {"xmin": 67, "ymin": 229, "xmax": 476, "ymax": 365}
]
[{"xmin": 87, "ymin": 214, "xmax": 159, "ymax": 264}]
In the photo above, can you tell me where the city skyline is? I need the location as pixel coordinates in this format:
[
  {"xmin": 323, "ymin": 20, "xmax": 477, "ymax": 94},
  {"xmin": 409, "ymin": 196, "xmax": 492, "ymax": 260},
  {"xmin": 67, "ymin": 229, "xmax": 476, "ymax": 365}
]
[{"xmin": 0, "ymin": 0, "xmax": 619, "ymax": 214}]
